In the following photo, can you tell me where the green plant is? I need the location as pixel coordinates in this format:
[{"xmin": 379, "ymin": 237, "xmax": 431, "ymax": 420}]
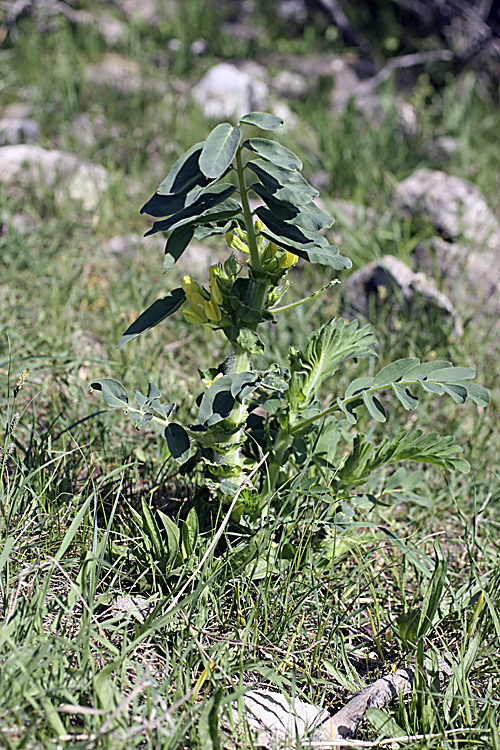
[{"xmin": 91, "ymin": 112, "xmax": 489, "ymax": 519}]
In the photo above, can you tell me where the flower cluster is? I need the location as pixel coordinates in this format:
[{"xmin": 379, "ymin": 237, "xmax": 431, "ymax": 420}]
[{"xmin": 182, "ymin": 265, "xmax": 223, "ymax": 325}]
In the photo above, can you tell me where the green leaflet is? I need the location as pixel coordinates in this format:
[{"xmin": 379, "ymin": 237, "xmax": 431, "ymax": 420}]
[
  {"xmin": 116, "ymin": 288, "xmax": 186, "ymax": 348},
  {"xmin": 246, "ymin": 158, "xmax": 318, "ymax": 204},
  {"xmin": 243, "ymin": 138, "xmax": 302, "ymax": 171},
  {"xmin": 156, "ymin": 141, "xmax": 206, "ymax": 195},
  {"xmin": 200, "ymin": 122, "xmax": 241, "ymax": 179},
  {"xmin": 144, "ymin": 185, "xmax": 238, "ymax": 236},
  {"xmin": 163, "ymin": 225, "xmax": 194, "ymax": 273},
  {"xmin": 239, "ymin": 111, "xmax": 283, "ymax": 130},
  {"xmin": 89, "ymin": 378, "xmax": 128, "ymax": 409},
  {"xmin": 251, "ymin": 183, "xmax": 334, "ymax": 227},
  {"xmin": 164, "ymin": 423, "xmax": 190, "ymax": 463}
]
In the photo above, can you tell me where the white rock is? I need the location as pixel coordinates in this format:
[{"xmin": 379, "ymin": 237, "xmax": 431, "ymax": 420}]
[
  {"xmin": 191, "ymin": 62, "xmax": 269, "ymax": 121},
  {"xmin": 0, "ymin": 117, "xmax": 40, "ymax": 145},
  {"xmin": 271, "ymin": 70, "xmax": 308, "ymax": 99},
  {"xmin": 0, "ymin": 144, "xmax": 109, "ymax": 211}
]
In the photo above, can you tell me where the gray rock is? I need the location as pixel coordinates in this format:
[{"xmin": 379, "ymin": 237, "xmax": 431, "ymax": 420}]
[
  {"xmin": 414, "ymin": 236, "xmax": 500, "ymax": 319},
  {"xmin": 110, "ymin": 0, "xmax": 173, "ymax": 26},
  {"xmin": 72, "ymin": 9, "xmax": 127, "ymax": 45},
  {"xmin": 342, "ymin": 255, "xmax": 462, "ymax": 335},
  {"xmin": 427, "ymin": 136, "xmax": 460, "ymax": 159},
  {"xmin": 395, "ymin": 169, "xmax": 500, "ymax": 250},
  {"xmin": 103, "ymin": 233, "xmax": 222, "ymax": 274},
  {"xmin": 271, "ymin": 70, "xmax": 308, "ymax": 99},
  {"xmin": 330, "ymin": 58, "xmax": 364, "ymax": 113},
  {"xmin": 278, "ymin": 0, "xmax": 308, "ymax": 23},
  {"xmin": 1, "ymin": 211, "xmax": 39, "ymax": 235},
  {"xmin": 0, "ymin": 144, "xmax": 109, "ymax": 211},
  {"xmin": 69, "ymin": 113, "xmax": 107, "ymax": 150},
  {"xmin": 2, "ymin": 103, "xmax": 35, "ymax": 119},
  {"xmin": 191, "ymin": 62, "xmax": 269, "ymax": 120},
  {"xmin": 0, "ymin": 117, "xmax": 40, "ymax": 145},
  {"xmin": 84, "ymin": 53, "xmax": 142, "ymax": 95},
  {"xmin": 354, "ymin": 95, "xmax": 419, "ymax": 136}
]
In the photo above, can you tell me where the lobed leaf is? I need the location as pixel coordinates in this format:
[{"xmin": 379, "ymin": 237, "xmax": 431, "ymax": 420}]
[
  {"xmin": 287, "ymin": 319, "xmax": 376, "ymax": 412},
  {"xmin": 200, "ymin": 122, "xmax": 241, "ymax": 179},
  {"xmin": 116, "ymin": 288, "xmax": 186, "ymax": 348}
]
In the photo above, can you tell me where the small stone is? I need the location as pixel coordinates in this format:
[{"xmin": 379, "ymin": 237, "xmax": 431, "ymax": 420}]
[
  {"xmin": 191, "ymin": 62, "xmax": 269, "ymax": 121},
  {"xmin": 190, "ymin": 38, "xmax": 207, "ymax": 56},
  {"xmin": 271, "ymin": 70, "xmax": 308, "ymax": 99},
  {"xmin": 0, "ymin": 117, "xmax": 40, "ymax": 145},
  {"xmin": 278, "ymin": 0, "xmax": 308, "ymax": 23},
  {"xmin": 84, "ymin": 53, "xmax": 141, "ymax": 95}
]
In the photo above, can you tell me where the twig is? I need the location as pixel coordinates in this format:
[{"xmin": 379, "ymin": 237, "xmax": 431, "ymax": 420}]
[
  {"xmin": 317, "ymin": 656, "xmax": 454, "ymax": 743},
  {"xmin": 353, "ymin": 49, "xmax": 454, "ymax": 98}
]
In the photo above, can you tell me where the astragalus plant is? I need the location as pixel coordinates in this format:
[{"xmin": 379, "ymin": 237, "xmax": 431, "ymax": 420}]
[{"xmin": 91, "ymin": 112, "xmax": 489, "ymax": 519}]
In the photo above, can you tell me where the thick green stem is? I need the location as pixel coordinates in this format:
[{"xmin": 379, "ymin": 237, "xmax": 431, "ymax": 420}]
[{"xmin": 210, "ymin": 146, "xmax": 272, "ymax": 487}]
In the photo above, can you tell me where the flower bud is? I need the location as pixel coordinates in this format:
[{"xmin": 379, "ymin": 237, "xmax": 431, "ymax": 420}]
[
  {"xmin": 279, "ymin": 251, "xmax": 298, "ymax": 269},
  {"xmin": 209, "ymin": 265, "xmax": 223, "ymax": 306},
  {"xmin": 262, "ymin": 241, "xmax": 278, "ymax": 262},
  {"xmin": 182, "ymin": 307, "xmax": 207, "ymax": 324},
  {"xmin": 205, "ymin": 300, "xmax": 222, "ymax": 323}
]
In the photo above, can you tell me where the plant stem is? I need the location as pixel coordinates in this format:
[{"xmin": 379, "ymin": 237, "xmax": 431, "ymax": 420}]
[
  {"xmin": 266, "ymin": 423, "xmax": 290, "ymax": 495},
  {"xmin": 235, "ymin": 148, "xmax": 262, "ymax": 273}
]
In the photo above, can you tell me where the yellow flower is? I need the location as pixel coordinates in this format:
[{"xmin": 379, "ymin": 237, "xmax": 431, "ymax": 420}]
[
  {"xmin": 182, "ymin": 273, "xmax": 222, "ymax": 325},
  {"xmin": 203, "ymin": 372, "xmax": 224, "ymax": 388},
  {"xmin": 225, "ymin": 230, "xmax": 249, "ymax": 253},
  {"xmin": 279, "ymin": 251, "xmax": 298, "ymax": 269}
]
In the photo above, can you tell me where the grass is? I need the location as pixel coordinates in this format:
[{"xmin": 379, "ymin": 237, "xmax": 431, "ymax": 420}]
[{"xmin": 1, "ymin": 2, "xmax": 500, "ymax": 747}]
